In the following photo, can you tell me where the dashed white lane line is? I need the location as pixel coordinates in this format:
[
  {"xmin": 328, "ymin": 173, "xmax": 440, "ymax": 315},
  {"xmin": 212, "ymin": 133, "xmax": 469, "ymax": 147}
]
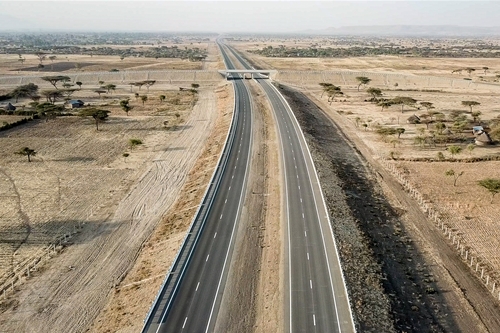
[
  {"xmin": 307, "ymin": 252, "xmax": 310, "ymax": 260},
  {"xmin": 310, "ymin": 280, "xmax": 313, "ymax": 289},
  {"xmin": 183, "ymin": 317, "xmax": 188, "ymax": 329},
  {"xmin": 225, "ymin": 198, "xmax": 227, "ymax": 203},
  {"xmin": 214, "ymin": 232, "xmax": 217, "ymax": 238},
  {"xmin": 220, "ymin": 214, "xmax": 223, "ymax": 220},
  {"xmin": 206, "ymin": 254, "xmax": 210, "ymax": 262},
  {"xmin": 313, "ymin": 314, "xmax": 316, "ymax": 326},
  {"xmin": 302, "ymin": 213, "xmax": 305, "ymax": 219},
  {"xmin": 305, "ymin": 231, "xmax": 307, "ymax": 237},
  {"xmin": 196, "ymin": 282, "xmax": 200, "ymax": 291}
]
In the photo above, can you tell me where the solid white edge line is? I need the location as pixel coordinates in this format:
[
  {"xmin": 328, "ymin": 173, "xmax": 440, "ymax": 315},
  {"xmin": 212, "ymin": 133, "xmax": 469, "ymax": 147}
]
[
  {"xmin": 268, "ymin": 81, "xmax": 356, "ymax": 332},
  {"xmin": 204, "ymin": 72, "xmax": 254, "ymax": 333}
]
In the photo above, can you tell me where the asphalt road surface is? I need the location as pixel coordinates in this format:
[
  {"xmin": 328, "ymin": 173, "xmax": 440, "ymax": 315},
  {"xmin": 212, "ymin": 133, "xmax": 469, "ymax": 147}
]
[
  {"xmin": 225, "ymin": 44, "xmax": 355, "ymax": 333},
  {"xmin": 144, "ymin": 44, "xmax": 254, "ymax": 333}
]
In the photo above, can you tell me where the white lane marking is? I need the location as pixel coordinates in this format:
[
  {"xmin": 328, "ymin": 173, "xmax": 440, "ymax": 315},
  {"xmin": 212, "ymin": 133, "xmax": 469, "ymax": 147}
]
[
  {"xmin": 298, "ymin": 185, "xmax": 300, "ymax": 190},
  {"xmin": 302, "ymin": 213, "xmax": 305, "ymax": 219},
  {"xmin": 232, "ymin": 175, "xmax": 234, "ymax": 179},
  {"xmin": 220, "ymin": 214, "xmax": 223, "ymax": 220},
  {"xmin": 196, "ymin": 282, "xmax": 200, "ymax": 291},
  {"xmin": 214, "ymin": 232, "xmax": 217, "ymax": 238},
  {"xmin": 183, "ymin": 317, "xmax": 188, "ymax": 329},
  {"xmin": 307, "ymin": 252, "xmax": 310, "ymax": 260},
  {"xmin": 225, "ymin": 198, "xmax": 227, "ymax": 204},
  {"xmin": 296, "ymin": 174, "xmax": 299, "ymax": 179},
  {"xmin": 310, "ymin": 280, "xmax": 313, "ymax": 289},
  {"xmin": 229, "ymin": 186, "xmax": 231, "ymax": 191},
  {"xmin": 300, "ymin": 197, "xmax": 303, "ymax": 203},
  {"xmin": 206, "ymin": 254, "xmax": 210, "ymax": 262},
  {"xmin": 313, "ymin": 314, "xmax": 316, "ymax": 326},
  {"xmin": 304, "ymin": 231, "xmax": 307, "ymax": 237}
]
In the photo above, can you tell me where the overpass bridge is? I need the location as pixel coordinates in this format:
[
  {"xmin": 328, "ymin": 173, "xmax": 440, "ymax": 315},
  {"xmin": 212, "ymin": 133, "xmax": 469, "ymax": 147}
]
[{"xmin": 217, "ymin": 69, "xmax": 277, "ymax": 80}]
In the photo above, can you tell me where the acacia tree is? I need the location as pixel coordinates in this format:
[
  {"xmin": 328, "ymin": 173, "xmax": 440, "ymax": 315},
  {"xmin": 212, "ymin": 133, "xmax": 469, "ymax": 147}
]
[
  {"xmin": 356, "ymin": 76, "xmax": 371, "ymax": 91},
  {"xmin": 396, "ymin": 127, "xmax": 405, "ymax": 138},
  {"xmin": 462, "ymin": 100, "xmax": 480, "ymax": 113},
  {"xmin": 15, "ymin": 147, "xmax": 37, "ymax": 162},
  {"xmin": 141, "ymin": 95, "xmax": 148, "ymax": 106},
  {"xmin": 10, "ymin": 83, "xmax": 39, "ymax": 102},
  {"xmin": 120, "ymin": 99, "xmax": 133, "ymax": 116},
  {"xmin": 76, "ymin": 81, "xmax": 83, "ymax": 90},
  {"xmin": 445, "ymin": 169, "xmax": 464, "ymax": 186},
  {"xmin": 391, "ymin": 96, "xmax": 417, "ymax": 113},
  {"xmin": 478, "ymin": 178, "xmax": 500, "ymax": 203},
  {"xmin": 420, "ymin": 101, "xmax": 434, "ymax": 112},
  {"xmin": 159, "ymin": 95, "xmax": 166, "ymax": 103},
  {"xmin": 41, "ymin": 75, "xmax": 71, "ymax": 90},
  {"xmin": 465, "ymin": 67, "xmax": 476, "ymax": 76},
  {"xmin": 104, "ymin": 84, "xmax": 116, "ymax": 94},
  {"xmin": 482, "ymin": 67, "xmax": 489, "ymax": 74},
  {"xmin": 144, "ymin": 80, "xmax": 156, "ymax": 92},
  {"xmin": 94, "ymin": 89, "xmax": 106, "ymax": 99},
  {"xmin": 35, "ymin": 52, "xmax": 46, "ymax": 64},
  {"xmin": 326, "ymin": 85, "xmax": 343, "ymax": 104},
  {"xmin": 79, "ymin": 108, "xmax": 110, "ymax": 131},
  {"xmin": 319, "ymin": 82, "xmax": 333, "ymax": 98},
  {"xmin": 41, "ymin": 90, "xmax": 63, "ymax": 104},
  {"xmin": 378, "ymin": 100, "xmax": 393, "ymax": 112},
  {"xmin": 366, "ymin": 87, "xmax": 382, "ymax": 102}
]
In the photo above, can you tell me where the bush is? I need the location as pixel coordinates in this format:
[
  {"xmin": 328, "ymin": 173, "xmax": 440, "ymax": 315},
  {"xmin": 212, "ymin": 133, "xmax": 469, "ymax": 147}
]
[{"xmin": 0, "ymin": 117, "xmax": 33, "ymax": 132}]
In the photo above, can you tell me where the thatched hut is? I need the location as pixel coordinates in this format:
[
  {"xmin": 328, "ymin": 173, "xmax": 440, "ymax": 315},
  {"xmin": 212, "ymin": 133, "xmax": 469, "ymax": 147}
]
[{"xmin": 475, "ymin": 131, "xmax": 493, "ymax": 146}]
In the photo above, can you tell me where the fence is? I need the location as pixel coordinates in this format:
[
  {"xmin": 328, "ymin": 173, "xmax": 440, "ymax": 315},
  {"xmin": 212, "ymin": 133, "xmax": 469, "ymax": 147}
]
[{"xmin": 379, "ymin": 158, "xmax": 500, "ymax": 301}]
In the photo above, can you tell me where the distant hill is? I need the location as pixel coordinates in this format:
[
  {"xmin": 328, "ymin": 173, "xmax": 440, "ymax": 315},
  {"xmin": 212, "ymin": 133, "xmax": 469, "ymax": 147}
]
[{"xmin": 302, "ymin": 25, "xmax": 500, "ymax": 37}]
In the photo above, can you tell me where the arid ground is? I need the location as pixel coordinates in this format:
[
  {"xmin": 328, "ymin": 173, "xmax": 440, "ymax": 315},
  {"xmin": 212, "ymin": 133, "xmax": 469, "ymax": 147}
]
[{"xmin": 1, "ymin": 36, "xmax": 500, "ymax": 333}]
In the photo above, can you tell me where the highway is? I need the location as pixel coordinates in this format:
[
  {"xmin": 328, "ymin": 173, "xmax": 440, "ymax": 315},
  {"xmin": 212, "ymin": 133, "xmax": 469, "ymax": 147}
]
[
  {"xmin": 142, "ymin": 44, "xmax": 254, "ymax": 332},
  {"xmin": 225, "ymin": 44, "xmax": 356, "ymax": 332}
]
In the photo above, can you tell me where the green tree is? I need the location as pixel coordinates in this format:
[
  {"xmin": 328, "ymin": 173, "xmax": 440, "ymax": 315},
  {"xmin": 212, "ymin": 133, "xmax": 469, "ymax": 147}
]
[
  {"xmin": 391, "ymin": 96, "xmax": 417, "ymax": 113},
  {"xmin": 120, "ymin": 99, "xmax": 133, "ymax": 116},
  {"xmin": 396, "ymin": 127, "xmax": 405, "ymax": 138},
  {"xmin": 420, "ymin": 101, "xmax": 434, "ymax": 112},
  {"xmin": 35, "ymin": 52, "xmax": 46, "ymax": 64},
  {"xmin": 326, "ymin": 85, "xmax": 343, "ymax": 104},
  {"xmin": 41, "ymin": 75, "xmax": 71, "ymax": 90},
  {"xmin": 191, "ymin": 83, "xmax": 200, "ymax": 89},
  {"xmin": 145, "ymin": 80, "xmax": 156, "ymax": 92},
  {"xmin": 319, "ymin": 82, "xmax": 333, "ymax": 98},
  {"xmin": 41, "ymin": 90, "xmax": 63, "ymax": 104},
  {"xmin": 466, "ymin": 143, "xmax": 476, "ymax": 155},
  {"xmin": 76, "ymin": 81, "xmax": 82, "ymax": 90},
  {"xmin": 159, "ymin": 95, "xmax": 166, "ymax": 103},
  {"xmin": 48, "ymin": 55, "xmax": 57, "ymax": 62},
  {"xmin": 140, "ymin": 95, "xmax": 148, "ymax": 106},
  {"xmin": 104, "ymin": 84, "xmax": 116, "ymax": 94},
  {"xmin": 482, "ymin": 66, "xmax": 489, "ymax": 74},
  {"xmin": 79, "ymin": 108, "xmax": 110, "ymax": 131},
  {"xmin": 123, "ymin": 152, "xmax": 130, "ymax": 162},
  {"xmin": 448, "ymin": 145, "xmax": 462, "ymax": 157},
  {"xmin": 478, "ymin": 178, "xmax": 500, "ymax": 203},
  {"xmin": 462, "ymin": 101, "xmax": 480, "ymax": 113},
  {"xmin": 445, "ymin": 169, "xmax": 464, "ymax": 186},
  {"xmin": 10, "ymin": 83, "xmax": 39, "ymax": 103},
  {"xmin": 366, "ymin": 87, "xmax": 382, "ymax": 102},
  {"xmin": 15, "ymin": 147, "xmax": 37, "ymax": 162},
  {"xmin": 356, "ymin": 76, "xmax": 371, "ymax": 91},
  {"xmin": 378, "ymin": 100, "xmax": 393, "ymax": 112},
  {"xmin": 465, "ymin": 67, "xmax": 476, "ymax": 76}
]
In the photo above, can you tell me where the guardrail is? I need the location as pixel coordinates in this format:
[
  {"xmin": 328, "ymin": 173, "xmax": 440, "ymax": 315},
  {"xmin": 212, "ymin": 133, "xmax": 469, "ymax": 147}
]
[{"xmin": 140, "ymin": 48, "xmax": 239, "ymax": 332}]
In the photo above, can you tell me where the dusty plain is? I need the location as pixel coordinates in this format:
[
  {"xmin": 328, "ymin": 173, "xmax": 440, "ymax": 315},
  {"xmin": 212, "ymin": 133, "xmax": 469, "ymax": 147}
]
[{"xmin": 1, "ymin": 34, "xmax": 500, "ymax": 333}]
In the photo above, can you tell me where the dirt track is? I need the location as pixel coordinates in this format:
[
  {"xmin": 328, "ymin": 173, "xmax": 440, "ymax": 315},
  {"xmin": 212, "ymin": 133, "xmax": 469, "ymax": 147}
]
[{"xmin": 0, "ymin": 88, "xmax": 220, "ymax": 333}]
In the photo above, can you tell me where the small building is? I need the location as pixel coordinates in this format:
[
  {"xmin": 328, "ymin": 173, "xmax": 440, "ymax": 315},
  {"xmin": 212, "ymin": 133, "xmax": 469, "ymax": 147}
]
[
  {"xmin": 68, "ymin": 100, "xmax": 84, "ymax": 109},
  {"xmin": 475, "ymin": 131, "xmax": 493, "ymax": 146},
  {"xmin": 4, "ymin": 103, "xmax": 16, "ymax": 111},
  {"xmin": 472, "ymin": 126, "xmax": 484, "ymax": 135}
]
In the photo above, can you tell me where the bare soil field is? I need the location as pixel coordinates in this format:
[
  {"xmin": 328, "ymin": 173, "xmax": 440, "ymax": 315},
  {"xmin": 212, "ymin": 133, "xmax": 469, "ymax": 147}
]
[
  {"xmin": 0, "ymin": 80, "xmax": 225, "ymax": 332},
  {"xmin": 232, "ymin": 40, "xmax": 500, "ymax": 79},
  {"xmin": 89, "ymin": 82, "xmax": 233, "ymax": 333}
]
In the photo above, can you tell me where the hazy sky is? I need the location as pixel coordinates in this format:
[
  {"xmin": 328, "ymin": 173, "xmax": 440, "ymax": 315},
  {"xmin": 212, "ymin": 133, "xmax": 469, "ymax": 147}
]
[{"xmin": 1, "ymin": 1, "xmax": 499, "ymax": 33}]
